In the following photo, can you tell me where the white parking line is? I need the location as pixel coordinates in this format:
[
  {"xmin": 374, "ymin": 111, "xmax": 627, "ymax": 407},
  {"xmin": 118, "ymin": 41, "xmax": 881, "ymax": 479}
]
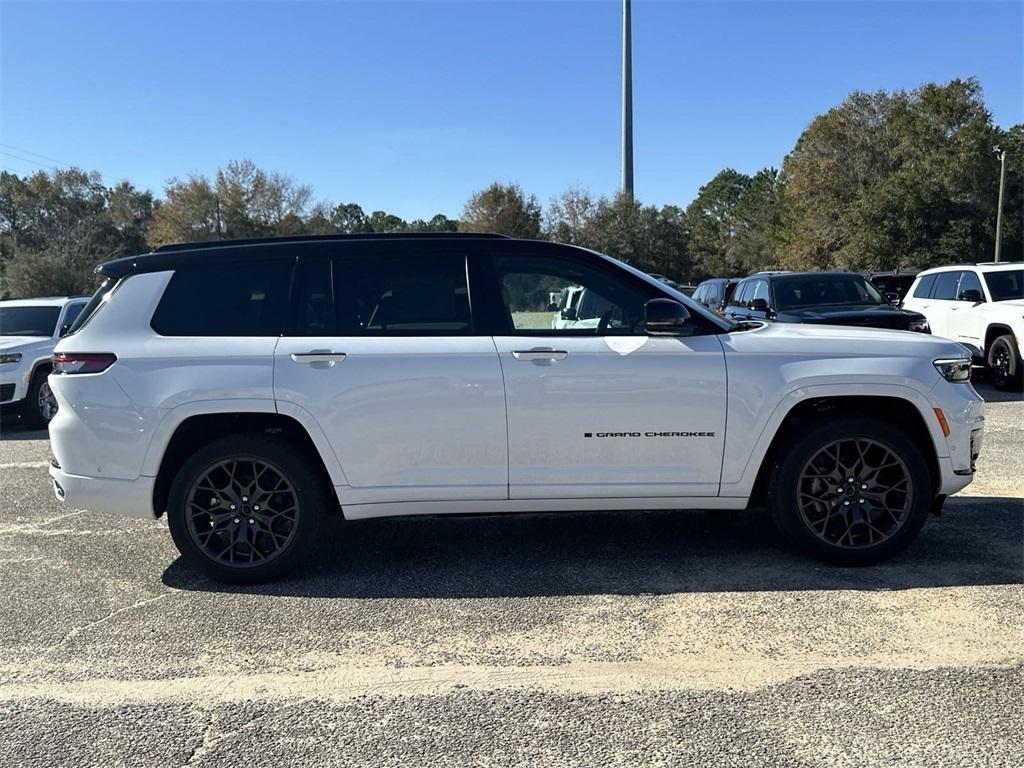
[{"xmin": 0, "ymin": 461, "xmax": 49, "ymax": 469}]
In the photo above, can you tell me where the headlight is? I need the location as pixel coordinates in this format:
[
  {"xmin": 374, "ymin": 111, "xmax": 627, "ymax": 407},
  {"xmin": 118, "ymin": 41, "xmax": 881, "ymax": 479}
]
[
  {"xmin": 933, "ymin": 358, "xmax": 972, "ymax": 382},
  {"xmin": 909, "ymin": 318, "xmax": 930, "ymax": 333},
  {"xmin": 0, "ymin": 353, "xmax": 23, "ymax": 364}
]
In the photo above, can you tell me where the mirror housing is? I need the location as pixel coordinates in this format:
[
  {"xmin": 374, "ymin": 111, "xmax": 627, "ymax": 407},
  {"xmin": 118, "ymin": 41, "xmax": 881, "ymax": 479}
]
[
  {"xmin": 749, "ymin": 298, "xmax": 769, "ymax": 312},
  {"xmin": 959, "ymin": 289, "xmax": 983, "ymax": 303},
  {"xmin": 644, "ymin": 299, "xmax": 691, "ymax": 336},
  {"xmin": 561, "ymin": 308, "xmax": 578, "ymax": 321}
]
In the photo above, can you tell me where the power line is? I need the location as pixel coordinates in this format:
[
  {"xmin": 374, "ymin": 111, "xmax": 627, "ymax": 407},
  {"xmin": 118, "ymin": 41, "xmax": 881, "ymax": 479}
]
[{"xmin": 0, "ymin": 144, "xmax": 133, "ymax": 186}]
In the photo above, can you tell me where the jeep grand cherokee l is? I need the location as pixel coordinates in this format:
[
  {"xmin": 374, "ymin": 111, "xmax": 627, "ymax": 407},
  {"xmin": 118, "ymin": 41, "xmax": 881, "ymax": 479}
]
[{"xmin": 48, "ymin": 234, "xmax": 984, "ymax": 583}]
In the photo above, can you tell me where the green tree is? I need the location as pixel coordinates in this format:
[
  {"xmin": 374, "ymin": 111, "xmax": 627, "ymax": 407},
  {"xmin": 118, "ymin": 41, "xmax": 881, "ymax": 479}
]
[
  {"xmin": 579, "ymin": 194, "xmax": 690, "ymax": 281},
  {"xmin": 1, "ymin": 168, "xmax": 153, "ymax": 297},
  {"xmin": 460, "ymin": 182, "xmax": 542, "ymax": 238},
  {"xmin": 777, "ymin": 78, "xmax": 1007, "ymax": 270},
  {"xmin": 685, "ymin": 169, "xmax": 751, "ymax": 278},
  {"xmin": 544, "ymin": 186, "xmax": 597, "ymax": 244}
]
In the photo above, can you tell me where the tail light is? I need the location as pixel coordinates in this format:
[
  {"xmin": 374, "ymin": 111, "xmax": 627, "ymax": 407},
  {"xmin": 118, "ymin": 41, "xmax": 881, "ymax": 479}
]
[{"xmin": 51, "ymin": 352, "xmax": 117, "ymax": 375}]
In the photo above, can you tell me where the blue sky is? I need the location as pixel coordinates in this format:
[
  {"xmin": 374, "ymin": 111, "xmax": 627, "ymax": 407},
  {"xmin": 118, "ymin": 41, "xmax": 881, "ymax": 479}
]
[{"xmin": 1, "ymin": 1, "xmax": 1021, "ymax": 220}]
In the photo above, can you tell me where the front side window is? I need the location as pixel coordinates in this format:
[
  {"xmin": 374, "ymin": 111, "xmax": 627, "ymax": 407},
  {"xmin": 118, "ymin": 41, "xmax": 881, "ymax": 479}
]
[
  {"xmin": 957, "ymin": 270, "xmax": 984, "ymax": 299},
  {"xmin": 750, "ymin": 280, "xmax": 770, "ymax": 304},
  {"xmin": 984, "ymin": 269, "xmax": 1024, "ymax": 302},
  {"xmin": 0, "ymin": 306, "xmax": 61, "ymax": 337},
  {"xmin": 334, "ymin": 254, "xmax": 471, "ymax": 335},
  {"xmin": 493, "ymin": 255, "xmax": 647, "ymax": 335},
  {"xmin": 731, "ymin": 281, "xmax": 752, "ymax": 307},
  {"xmin": 151, "ymin": 259, "xmax": 294, "ymax": 336},
  {"xmin": 931, "ymin": 271, "xmax": 961, "ymax": 301}
]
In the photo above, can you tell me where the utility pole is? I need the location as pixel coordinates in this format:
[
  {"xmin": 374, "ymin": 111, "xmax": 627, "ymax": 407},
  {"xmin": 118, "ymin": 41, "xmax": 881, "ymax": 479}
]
[
  {"xmin": 994, "ymin": 146, "xmax": 1006, "ymax": 263},
  {"xmin": 621, "ymin": 0, "xmax": 634, "ymax": 200}
]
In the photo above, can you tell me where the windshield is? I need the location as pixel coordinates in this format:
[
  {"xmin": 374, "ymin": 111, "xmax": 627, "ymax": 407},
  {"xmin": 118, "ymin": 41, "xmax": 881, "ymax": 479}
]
[
  {"xmin": 0, "ymin": 306, "xmax": 60, "ymax": 337},
  {"xmin": 773, "ymin": 275, "xmax": 886, "ymax": 310},
  {"xmin": 983, "ymin": 269, "xmax": 1024, "ymax": 302}
]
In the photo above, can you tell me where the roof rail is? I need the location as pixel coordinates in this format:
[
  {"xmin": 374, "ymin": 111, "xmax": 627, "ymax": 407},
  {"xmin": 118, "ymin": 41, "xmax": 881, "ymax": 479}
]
[{"xmin": 152, "ymin": 232, "xmax": 510, "ymax": 254}]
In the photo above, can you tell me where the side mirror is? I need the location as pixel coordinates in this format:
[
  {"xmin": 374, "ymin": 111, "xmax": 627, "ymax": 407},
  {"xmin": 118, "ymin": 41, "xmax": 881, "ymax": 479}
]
[
  {"xmin": 561, "ymin": 308, "xmax": 578, "ymax": 321},
  {"xmin": 958, "ymin": 289, "xmax": 983, "ymax": 303},
  {"xmin": 546, "ymin": 302, "xmax": 558, "ymax": 312},
  {"xmin": 749, "ymin": 298, "xmax": 769, "ymax": 312},
  {"xmin": 885, "ymin": 291, "xmax": 901, "ymax": 305},
  {"xmin": 643, "ymin": 299, "xmax": 691, "ymax": 336}
]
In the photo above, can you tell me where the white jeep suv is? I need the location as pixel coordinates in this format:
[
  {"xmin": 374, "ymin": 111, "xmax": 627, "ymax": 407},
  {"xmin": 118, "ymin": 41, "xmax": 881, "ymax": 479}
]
[
  {"xmin": 901, "ymin": 262, "xmax": 1024, "ymax": 391},
  {"xmin": 49, "ymin": 234, "xmax": 984, "ymax": 583},
  {"xmin": 0, "ymin": 296, "xmax": 89, "ymax": 427}
]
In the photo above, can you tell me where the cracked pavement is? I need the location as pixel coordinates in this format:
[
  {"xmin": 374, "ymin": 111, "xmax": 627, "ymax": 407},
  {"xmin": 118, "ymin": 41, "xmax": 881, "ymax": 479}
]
[{"xmin": 0, "ymin": 383, "xmax": 1021, "ymax": 767}]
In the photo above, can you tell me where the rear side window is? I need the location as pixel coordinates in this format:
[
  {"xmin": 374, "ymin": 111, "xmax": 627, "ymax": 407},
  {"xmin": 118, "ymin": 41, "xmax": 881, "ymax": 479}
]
[
  {"xmin": 151, "ymin": 259, "xmax": 294, "ymax": 336},
  {"xmin": 912, "ymin": 274, "xmax": 936, "ymax": 298},
  {"xmin": 65, "ymin": 279, "xmax": 118, "ymax": 336},
  {"xmin": 931, "ymin": 271, "xmax": 961, "ymax": 301},
  {"xmin": 334, "ymin": 254, "xmax": 471, "ymax": 335}
]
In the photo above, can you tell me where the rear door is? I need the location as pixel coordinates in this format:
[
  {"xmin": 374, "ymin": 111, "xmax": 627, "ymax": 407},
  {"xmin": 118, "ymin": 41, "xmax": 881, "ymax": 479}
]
[
  {"xmin": 927, "ymin": 270, "xmax": 962, "ymax": 337},
  {"xmin": 482, "ymin": 249, "xmax": 727, "ymax": 499},
  {"xmin": 273, "ymin": 245, "xmax": 508, "ymax": 505},
  {"xmin": 947, "ymin": 270, "xmax": 985, "ymax": 344}
]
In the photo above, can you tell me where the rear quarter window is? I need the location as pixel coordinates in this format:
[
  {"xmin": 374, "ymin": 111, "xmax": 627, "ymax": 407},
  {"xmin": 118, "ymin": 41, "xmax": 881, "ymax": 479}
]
[
  {"xmin": 912, "ymin": 274, "xmax": 937, "ymax": 299},
  {"xmin": 151, "ymin": 259, "xmax": 294, "ymax": 336}
]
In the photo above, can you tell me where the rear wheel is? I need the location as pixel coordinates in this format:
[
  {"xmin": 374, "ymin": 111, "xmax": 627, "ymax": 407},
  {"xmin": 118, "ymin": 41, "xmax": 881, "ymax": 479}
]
[
  {"xmin": 23, "ymin": 367, "xmax": 57, "ymax": 429},
  {"xmin": 987, "ymin": 334, "xmax": 1022, "ymax": 392},
  {"xmin": 167, "ymin": 434, "xmax": 326, "ymax": 583},
  {"xmin": 769, "ymin": 417, "xmax": 932, "ymax": 565}
]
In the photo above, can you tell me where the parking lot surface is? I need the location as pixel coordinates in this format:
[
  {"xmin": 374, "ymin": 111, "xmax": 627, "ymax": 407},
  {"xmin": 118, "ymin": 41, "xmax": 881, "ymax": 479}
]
[{"xmin": 0, "ymin": 385, "xmax": 1021, "ymax": 767}]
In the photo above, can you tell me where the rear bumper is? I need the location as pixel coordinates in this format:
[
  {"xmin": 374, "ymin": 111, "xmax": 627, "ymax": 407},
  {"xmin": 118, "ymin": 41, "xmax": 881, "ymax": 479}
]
[{"xmin": 49, "ymin": 463, "xmax": 156, "ymax": 519}]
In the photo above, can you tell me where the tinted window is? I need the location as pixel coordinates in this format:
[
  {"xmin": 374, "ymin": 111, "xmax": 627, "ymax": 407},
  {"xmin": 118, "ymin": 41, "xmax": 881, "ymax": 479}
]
[
  {"xmin": 931, "ymin": 271, "xmax": 961, "ymax": 301},
  {"xmin": 334, "ymin": 254, "xmax": 470, "ymax": 335},
  {"xmin": 731, "ymin": 281, "xmax": 752, "ymax": 306},
  {"xmin": 957, "ymin": 270, "xmax": 983, "ymax": 299},
  {"xmin": 983, "ymin": 269, "xmax": 1024, "ymax": 302},
  {"xmin": 493, "ymin": 254, "xmax": 647, "ymax": 335},
  {"xmin": 912, "ymin": 274, "xmax": 936, "ymax": 298},
  {"xmin": 151, "ymin": 259, "xmax": 294, "ymax": 336},
  {"xmin": 750, "ymin": 279, "xmax": 770, "ymax": 304},
  {"xmin": 773, "ymin": 275, "xmax": 885, "ymax": 309},
  {"xmin": 692, "ymin": 285, "xmax": 706, "ymax": 303},
  {"xmin": 0, "ymin": 306, "xmax": 60, "ymax": 337},
  {"xmin": 722, "ymin": 281, "xmax": 738, "ymax": 304},
  {"xmin": 63, "ymin": 303, "xmax": 85, "ymax": 329}
]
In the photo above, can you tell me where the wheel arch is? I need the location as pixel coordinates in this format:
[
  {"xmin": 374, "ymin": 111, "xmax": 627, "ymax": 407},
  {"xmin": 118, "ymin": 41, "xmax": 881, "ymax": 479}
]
[
  {"xmin": 747, "ymin": 394, "xmax": 941, "ymax": 508},
  {"xmin": 984, "ymin": 324, "xmax": 1014, "ymax": 352},
  {"xmin": 151, "ymin": 411, "xmax": 340, "ymax": 518}
]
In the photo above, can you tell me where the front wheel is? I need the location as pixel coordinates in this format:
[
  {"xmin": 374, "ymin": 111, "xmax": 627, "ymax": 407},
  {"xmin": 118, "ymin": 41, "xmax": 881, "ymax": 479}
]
[
  {"xmin": 167, "ymin": 434, "xmax": 327, "ymax": 584},
  {"xmin": 769, "ymin": 417, "xmax": 933, "ymax": 565},
  {"xmin": 24, "ymin": 367, "xmax": 57, "ymax": 429},
  {"xmin": 988, "ymin": 334, "xmax": 1023, "ymax": 392}
]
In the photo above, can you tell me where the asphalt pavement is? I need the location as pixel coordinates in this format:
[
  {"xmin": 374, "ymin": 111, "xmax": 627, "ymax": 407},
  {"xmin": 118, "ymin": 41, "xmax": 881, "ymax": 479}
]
[{"xmin": 0, "ymin": 384, "xmax": 1021, "ymax": 767}]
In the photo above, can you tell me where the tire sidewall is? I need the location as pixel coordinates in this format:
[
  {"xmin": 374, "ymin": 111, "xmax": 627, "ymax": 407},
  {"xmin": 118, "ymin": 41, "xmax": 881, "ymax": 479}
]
[
  {"xmin": 23, "ymin": 367, "xmax": 55, "ymax": 429},
  {"xmin": 988, "ymin": 335, "xmax": 1022, "ymax": 391},
  {"xmin": 167, "ymin": 434, "xmax": 325, "ymax": 584},
  {"xmin": 769, "ymin": 416, "xmax": 933, "ymax": 565}
]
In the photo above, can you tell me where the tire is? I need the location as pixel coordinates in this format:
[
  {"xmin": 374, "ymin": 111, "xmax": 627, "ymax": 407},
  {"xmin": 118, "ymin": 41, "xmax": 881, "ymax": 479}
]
[
  {"xmin": 23, "ymin": 366, "xmax": 57, "ymax": 429},
  {"xmin": 167, "ymin": 433, "xmax": 327, "ymax": 584},
  {"xmin": 768, "ymin": 416, "xmax": 933, "ymax": 566},
  {"xmin": 987, "ymin": 334, "xmax": 1023, "ymax": 392}
]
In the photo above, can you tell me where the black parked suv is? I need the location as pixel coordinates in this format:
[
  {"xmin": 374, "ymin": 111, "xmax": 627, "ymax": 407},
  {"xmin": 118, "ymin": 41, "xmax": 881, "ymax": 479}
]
[
  {"xmin": 691, "ymin": 277, "xmax": 741, "ymax": 314},
  {"xmin": 723, "ymin": 272, "xmax": 930, "ymax": 332}
]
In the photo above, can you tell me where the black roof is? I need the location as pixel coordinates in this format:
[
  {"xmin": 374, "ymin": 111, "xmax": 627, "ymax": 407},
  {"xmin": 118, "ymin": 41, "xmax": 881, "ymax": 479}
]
[{"xmin": 96, "ymin": 232, "xmax": 513, "ymax": 278}]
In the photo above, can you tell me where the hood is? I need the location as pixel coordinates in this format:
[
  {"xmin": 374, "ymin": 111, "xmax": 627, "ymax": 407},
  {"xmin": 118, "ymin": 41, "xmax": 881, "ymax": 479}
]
[
  {"xmin": 728, "ymin": 320, "xmax": 968, "ymax": 360},
  {"xmin": 0, "ymin": 335, "xmax": 49, "ymax": 351},
  {"xmin": 775, "ymin": 304, "xmax": 923, "ymax": 330}
]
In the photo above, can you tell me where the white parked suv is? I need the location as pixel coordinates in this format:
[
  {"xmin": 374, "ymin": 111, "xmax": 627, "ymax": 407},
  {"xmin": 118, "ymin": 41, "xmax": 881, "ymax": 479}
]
[
  {"xmin": 0, "ymin": 296, "xmax": 89, "ymax": 427},
  {"xmin": 48, "ymin": 234, "xmax": 985, "ymax": 583},
  {"xmin": 902, "ymin": 262, "xmax": 1024, "ymax": 391}
]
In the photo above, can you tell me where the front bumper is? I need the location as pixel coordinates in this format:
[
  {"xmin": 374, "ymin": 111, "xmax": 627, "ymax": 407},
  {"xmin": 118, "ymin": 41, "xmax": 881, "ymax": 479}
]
[
  {"xmin": 929, "ymin": 379, "xmax": 985, "ymax": 496},
  {"xmin": 0, "ymin": 367, "xmax": 29, "ymax": 404},
  {"xmin": 49, "ymin": 462, "xmax": 156, "ymax": 519}
]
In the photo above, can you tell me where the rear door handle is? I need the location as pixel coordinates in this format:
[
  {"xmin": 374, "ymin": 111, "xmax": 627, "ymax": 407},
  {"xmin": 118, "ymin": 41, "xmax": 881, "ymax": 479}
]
[
  {"xmin": 512, "ymin": 348, "xmax": 568, "ymax": 362},
  {"xmin": 290, "ymin": 352, "xmax": 347, "ymax": 364}
]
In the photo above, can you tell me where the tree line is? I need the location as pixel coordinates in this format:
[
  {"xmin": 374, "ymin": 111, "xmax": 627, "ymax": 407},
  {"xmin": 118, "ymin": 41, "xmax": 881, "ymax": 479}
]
[{"xmin": 1, "ymin": 78, "xmax": 1020, "ymax": 298}]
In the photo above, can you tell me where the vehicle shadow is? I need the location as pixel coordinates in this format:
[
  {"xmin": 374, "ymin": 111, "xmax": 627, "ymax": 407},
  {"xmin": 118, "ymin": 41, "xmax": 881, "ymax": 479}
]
[
  {"xmin": 973, "ymin": 382, "xmax": 1023, "ymax": 403},
  {"xmin": 163, "ymin": 496, "xmax": 1023, "ymax": 599}
]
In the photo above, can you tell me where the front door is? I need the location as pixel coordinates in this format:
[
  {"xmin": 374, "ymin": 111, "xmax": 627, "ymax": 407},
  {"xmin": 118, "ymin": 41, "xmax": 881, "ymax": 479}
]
[
  {"xmin": 486, "ymin": 252, "xmax": 728, "ymax": 500},
  {"xmin": 274, "ymin": 250, "xmax": 508, "ymax": 505}
]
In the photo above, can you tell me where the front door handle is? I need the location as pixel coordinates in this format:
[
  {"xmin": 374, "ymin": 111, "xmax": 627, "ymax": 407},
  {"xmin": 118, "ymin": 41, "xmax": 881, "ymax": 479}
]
[
  {"xmin": 290, "ymin": 352, "xmax": 347, "ymax": 364},
  {"xmin": 512, "ymin": 348, "xmax": 568, "ymax": 362}
]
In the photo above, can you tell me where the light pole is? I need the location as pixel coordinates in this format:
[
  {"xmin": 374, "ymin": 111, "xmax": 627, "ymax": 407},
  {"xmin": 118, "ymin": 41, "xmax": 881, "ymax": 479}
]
[
  {"xmin": 621, "ymin": 0, "xmax": 634, "ymax": 200},
  {"xmin": 994, "ymin": 146, "xmax": 1007, "ymax": 263}
]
